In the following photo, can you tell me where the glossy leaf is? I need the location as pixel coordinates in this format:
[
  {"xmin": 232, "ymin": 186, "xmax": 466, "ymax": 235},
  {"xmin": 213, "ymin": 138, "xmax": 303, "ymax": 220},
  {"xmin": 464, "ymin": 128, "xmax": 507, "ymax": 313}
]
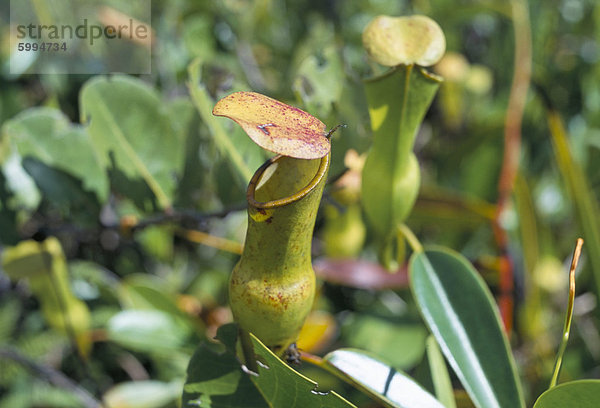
[
  {"xmin": 409, "ymin": 248, "xmax": 524, "ymax": 408},
  {"xmin": 103, "ymin": 380, "xmax": 182, "ymax": 408},
  {"xmin": 2, "ymin": 238, "xmax": 91, "ymax": 356},
  {"xmin": 362, "ymin": 15, "xmax": 446, "ymax": 67},
  {"xmin": 533, "ymin": 380, "xmax": 600, "ymax": 408},
  {"xmin": 0, "ymin": 107, "xmax": 108, "ymax": 201},
  {"xmin": 213, "ymin": 91, "xmax": 331, "ymax": 159},
  {"xmin": 183, "ymin": 324, "xmax": 355, "ymax": 408},
  {"xmin": 107, "ymin": 310, "xmax": 191, "ymax": 354},
  {"xmin": 361, "ymin": 65, "xmax": 441, "ymax": 237},
  {"xmin": 80, "ymin": 75, "xmax": 184, "ymax": 209},
  {"xmin": 322, "ymin": 348, "xmax": 444, "ymax": 408}
]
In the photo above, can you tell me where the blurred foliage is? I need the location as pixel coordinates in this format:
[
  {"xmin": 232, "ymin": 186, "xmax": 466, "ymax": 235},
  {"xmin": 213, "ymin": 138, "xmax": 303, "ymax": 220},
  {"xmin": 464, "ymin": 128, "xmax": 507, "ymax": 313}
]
[{"xmin": 1, "ymin": 0, "xmax": 600, "ymax": 407}]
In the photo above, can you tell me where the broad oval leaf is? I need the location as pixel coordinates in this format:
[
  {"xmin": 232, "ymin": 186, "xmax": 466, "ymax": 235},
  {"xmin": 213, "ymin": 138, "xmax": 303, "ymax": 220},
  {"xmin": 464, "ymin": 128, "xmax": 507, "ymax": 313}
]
[
  {"xmin": 107, "ymin": 309, "xmax": 191, "ymax": 354},
  {"xmin": 322, "ymin": 348, "xmax": 444, "ymax": 408},
  {"xmin": 212, "ymin": 91, "xmax": 330, "ymax": 159},
  {"xmin": 362, "ymin": 15, "xmax": 446, "ymax": 67},
  {"xmin": 2, "ymin": 238, "xmax": 91, "ymax": 356},
  {"xmin": 1, "ymin": 107, "xmax": 108, "ymax": 201},
  {"xmin": 80, "ymin": 75, "xmax": 184, "ymax": 209},
  {"xmin": 533, "ymin": 380, "xmax": 600, "ymax": 408},
  {"xmin": 103, "ymin": 380, "xmax": 182, "ymax": 408},
  {"xmin": 409, "ymin": 248, "xmax": 525, "ymax": 408}
]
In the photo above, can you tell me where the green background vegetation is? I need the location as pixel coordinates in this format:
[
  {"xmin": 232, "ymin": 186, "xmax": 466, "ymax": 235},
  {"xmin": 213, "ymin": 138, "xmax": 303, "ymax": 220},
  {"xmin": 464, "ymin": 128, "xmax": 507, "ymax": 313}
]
[{"xmin": 1, "ymin": 0, "xmax": 600, "ymax": 407}]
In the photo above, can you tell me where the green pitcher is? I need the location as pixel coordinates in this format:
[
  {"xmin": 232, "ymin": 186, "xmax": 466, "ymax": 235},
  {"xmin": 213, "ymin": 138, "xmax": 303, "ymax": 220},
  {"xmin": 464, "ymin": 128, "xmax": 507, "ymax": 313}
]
[{"xmin": 229, "ymin": 153, "xmax": 330, "ymax": 355}]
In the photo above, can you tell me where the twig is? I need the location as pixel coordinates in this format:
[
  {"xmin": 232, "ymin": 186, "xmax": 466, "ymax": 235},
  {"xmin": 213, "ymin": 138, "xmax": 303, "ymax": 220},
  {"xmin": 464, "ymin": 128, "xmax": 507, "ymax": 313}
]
[
  {"xmin": 493, "ymin": 0, "xmax": 532, "ymax": 334},
  {"xmin": 176, "ymin": 228, "xmax": 244, "ymax": 255},
  {"xmin": 549, "ymin": 238, "xmax": 583, "ymax": 388},
  {"xmin": 0, "ymin": 346, "xmax": 103, "ymax": 408},
  {"xmin": 130, "ymin": 204, "xmax": 246, "ymax": 231}
]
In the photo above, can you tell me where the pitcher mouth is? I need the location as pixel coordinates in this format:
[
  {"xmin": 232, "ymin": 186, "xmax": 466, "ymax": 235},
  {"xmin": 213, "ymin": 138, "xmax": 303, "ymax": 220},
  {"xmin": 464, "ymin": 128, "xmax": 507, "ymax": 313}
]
[{"xmin": 247, "ymin": 154, "xmax": 330, "ymax": 209}]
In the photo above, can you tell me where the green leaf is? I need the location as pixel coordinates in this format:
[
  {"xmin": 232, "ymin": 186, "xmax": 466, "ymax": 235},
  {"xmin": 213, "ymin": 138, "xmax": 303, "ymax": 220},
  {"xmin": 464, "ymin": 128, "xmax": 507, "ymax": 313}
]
[
  {"xmin": 1, "ymin": 107, "xmax": 108, "ymax": 202},
  {"xmin": 341, "ymin": 314, "xmax": 427, "ymax": 370},
  {"xmin": 361, "ymin": 66, "xmax": 441, "ymax": 237},
  {"xmin": 547, "ymin": 111, "xmax": 600, "ymax": 300},
  {"xmin": 182, "ymin": 341, "xmax": 267, "ymax": 408},
  {"xmin": 2, "ymin": 238, "xmax": 91, "ymax": 356},
  {"xmin": 103, "ymin": 380, "xmax": 182, "ymax": 408},
  {"xmin": 182, "ymin": 324, "xmax": 355, "ymax": 408},
  {"xmin": 248, "ymin": 334, "xmax": 355, "ymax": 407},
  {"xmin": 0, "ymin": 171, "xmax": 20, "ymax": 245},
  {"xmin": 187, "ymin": 59, "xmax": 258, "ymax": 184},
  {"xmin": 409, "ymin": 248, "xmax": 524, "ymax": 408},
  {"xmin": 533, "ymin": 380, "xmax": 600, "ymax": 408},
  {"xmin": 107, "ymin": 310, "xmax": 191, "ymax": 354},
  {"xmin": 426, "ymin": 336, "xmax": 456, "ymax": 408},
  {"xmin": 80, "ymin": 75, "xmax": 184, "ymax": 209},
  {"xmin": 322, "ymin": 348, "xmax": 444, "ymax": 408},
  {"xmin": 22, "ymin": 158, "xmax": 101, "ymax": 227},
  {"xmin": 293, "ymin": 46, "xmax": 344, "ymax": 117},
  {"xmin": 117, "ymin": 274, "xmax": 200, "ymax": 333}
]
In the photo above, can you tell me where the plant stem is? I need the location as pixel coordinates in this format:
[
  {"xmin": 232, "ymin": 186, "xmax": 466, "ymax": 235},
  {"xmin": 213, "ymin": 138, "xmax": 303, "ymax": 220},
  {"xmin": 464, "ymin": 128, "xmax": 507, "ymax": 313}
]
[
  {"xmin": 493, "ymin": 0, "xmax": 532, "ymax": 334},
  {"xmin": 238, "ymin": 328, "xmax": 259, "ymax": 374},
  {"xmin": 549, "ymin": 238, "xmax": 583, "ymax": 388},
  {"xmin": 398, "ymin": 224, "xmax": 423, "ymax": 254}
]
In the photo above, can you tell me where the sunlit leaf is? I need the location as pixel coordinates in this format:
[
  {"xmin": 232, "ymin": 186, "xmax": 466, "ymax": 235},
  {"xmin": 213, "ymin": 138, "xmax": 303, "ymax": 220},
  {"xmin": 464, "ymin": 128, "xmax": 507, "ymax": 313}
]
[
  {"xmin": 322, "ymin": 348, "xmax": 444, "ymax": 408},
  {"xmin": 2, "ymin": 238, "xmax": 91, "ymax": 356},
  {"xmin": 533, "ymin": 380, "xmax": 600, "ymax": 408},
  {"xmin": 409, "ymin": 248, "xmax": 525, "ymax": 408},
  {"xmin": 0, "ymin": 107, "xmax": 108, "ymax": 201},
  {"xmin": 362, "ymin": 15, "xmax": 446, "ymax": 67},
  {"xmin": 103, "ymin": 380, "xmax": 182, "ymax": 408},
  {"xmin": 213, "ymin": 91, "xmax": 331, "ymax": 159},
  {"xmin": 80, "ymin": 75, "xmax": 184, "ymax": 210},
  {"xmin": 107, "ymin": 310, "xmax": 192, "ymax": 354}
]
